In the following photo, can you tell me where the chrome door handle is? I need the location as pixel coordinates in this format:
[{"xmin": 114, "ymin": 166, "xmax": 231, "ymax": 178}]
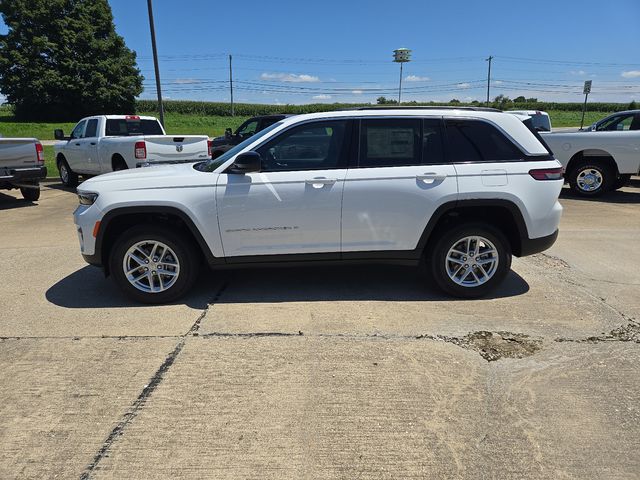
[
  {"xmin": 416, "ymin": 172, "xmax": 447, "ymax": 183},
  {"xmin": 305, "ymin": 177, "xmax": 337, "ymax": 188}
]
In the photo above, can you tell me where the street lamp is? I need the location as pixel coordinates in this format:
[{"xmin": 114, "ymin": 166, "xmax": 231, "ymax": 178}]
[{"xmin": 393, "ymin": 48, "xmax": 411, "ymax": 105}]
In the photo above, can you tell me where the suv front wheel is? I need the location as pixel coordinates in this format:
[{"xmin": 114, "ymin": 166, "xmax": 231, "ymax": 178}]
[
  {"xmin": 109, "ymin": 225, "xmax": 200, "ymax": 304},
  {"xmin": 428, "ymin": 223, "xmax": 511, "ymax": 298}
]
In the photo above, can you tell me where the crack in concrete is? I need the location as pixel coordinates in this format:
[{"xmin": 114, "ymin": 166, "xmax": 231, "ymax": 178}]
[
  {"xmin": 79, "ymin": 282, "xmax": 228, "ymax": 480},
  {"xmin": 556, "ymin": 322, "xmax": 640, "ymax": 344}
]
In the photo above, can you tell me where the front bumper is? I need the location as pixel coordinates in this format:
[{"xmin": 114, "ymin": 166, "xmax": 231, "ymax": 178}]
[{"xmin": 0, "ymin": 166, "xmax": 47, "ymax": 187}]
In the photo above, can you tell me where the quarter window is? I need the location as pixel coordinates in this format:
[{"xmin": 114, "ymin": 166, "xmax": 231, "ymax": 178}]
[
  {"xmin": 445, "ymin": 120, "xmax": 522, "ymax": 162},
  {"xmin": 257, "ymin": 120, "xmax": 348, "ymax": 172}
]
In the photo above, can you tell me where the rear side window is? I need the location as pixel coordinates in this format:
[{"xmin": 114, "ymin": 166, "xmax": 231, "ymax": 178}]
[
  {"xmin": 84, "ymin": 119, "xmax": 98, "ymax": 138},
  {"xmin": 359, "ymin": 119, "xmax": 421, "ymax": 167},
  {"xmin": 105, "ymin": 119, "xmax": 164, "ymax": 136},
  {"xmin": 445, "ymin": 119, "xmax": 522, "ymax": 162}
]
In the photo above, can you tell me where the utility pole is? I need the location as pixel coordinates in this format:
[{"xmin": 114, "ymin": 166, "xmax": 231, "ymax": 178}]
[
  {"xmin": 229, "ymin": 54, "xmax": 234, "ymax": 116},
  {"xmin": 485, "ymin": 55, "xmax": 493, "ymax": 107},
  {"xmin": 393, "ymin": 48, "xmax": 412, "ymax": 105},
  {"xmin": 146, "ymin": 0, "xmax": 164, "ymax": 127}
]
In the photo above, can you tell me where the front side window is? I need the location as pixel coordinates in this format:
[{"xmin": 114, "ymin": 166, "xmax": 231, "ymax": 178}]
[
  {"xmin": 596, "ymin": 114, "xmax": 633, "ymax": 131},
  {"xmin": 445, "ymin": 119, "xmax": 522, "ymax": 162},
  {"xmin": 70, "ymin": 120, "xmax": 87, "ymax": 139},
  {"xmin": 257, "ymin": 120, "xmax": 348, "ymax": 172},
  {"xmin": 236, "ymin": 120, "xmax": 259, "ymax": 138}
]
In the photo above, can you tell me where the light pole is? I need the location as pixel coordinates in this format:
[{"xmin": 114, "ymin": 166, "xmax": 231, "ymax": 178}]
[
  {"xmin": 146, "ymin": 0, "xmax": 164, "ymax": 126},
  {"xmin": 485, "ymin": 55, "xmax": 493, "ymax": 107},
  {"xmin": 393, "ymin": 48, "xmax": 411, "ymax": 105}
]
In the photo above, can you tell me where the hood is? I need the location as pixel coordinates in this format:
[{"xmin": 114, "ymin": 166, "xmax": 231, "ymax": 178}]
[{"xmin": 79, "ymin": 162, "xmax": 216, "ymax": 192}]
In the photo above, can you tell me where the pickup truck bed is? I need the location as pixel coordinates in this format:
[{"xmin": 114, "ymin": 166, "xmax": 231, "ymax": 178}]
[{"xmin": 0, "ymin": 138, "xmax": 47, "ymax": 201}]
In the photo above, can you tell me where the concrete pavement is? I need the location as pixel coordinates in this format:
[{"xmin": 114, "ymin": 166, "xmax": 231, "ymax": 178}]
[{"xmin": 0, "ymin": 181, "xmax": 638, "ymax": 479}]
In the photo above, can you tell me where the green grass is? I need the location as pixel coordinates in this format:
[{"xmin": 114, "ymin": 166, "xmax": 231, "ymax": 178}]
[
  {"xmin": 546, "ymin": 110, "xmax": 612, "ymax": 128},
  {"xmin": 43, "ymin": 145, "xmax": 57, "ymax": 177}
]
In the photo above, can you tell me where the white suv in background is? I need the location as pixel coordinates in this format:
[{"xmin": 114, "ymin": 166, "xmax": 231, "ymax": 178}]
[{"xmin": 73, "ymin": 107, "xmax": 563, "ymax": 303}]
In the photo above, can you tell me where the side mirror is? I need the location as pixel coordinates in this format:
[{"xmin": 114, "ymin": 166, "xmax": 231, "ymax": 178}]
[
  {"xmin": 54, "ymin": 129, "xmax": 66, "ymax": 140},
  {"xmin": 229, "ymin": 151, "xmax": 261, "ymax": 173},
  {"xmin": 225, "ymin": 128, "xmax": 233, "ymax": 139}
]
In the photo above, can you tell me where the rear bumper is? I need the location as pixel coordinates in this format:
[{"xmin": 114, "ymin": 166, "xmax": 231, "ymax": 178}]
[
  {"xmin": 519, "ymin": 229, "xmax": 559, "ymax": 257},
  {"xmin": 0, "ymin": 166, "xmax": 47, "ymax": 186}
]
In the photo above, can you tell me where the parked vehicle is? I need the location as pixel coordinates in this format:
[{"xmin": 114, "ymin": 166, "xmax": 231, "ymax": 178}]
[
  {"xmin": 210, "ymin": 114, "xmax": 292, "ymax": 158},
  {"xmin": 74, "ymin": 107, "xmax": 563, "ymax": 303},
  {"xmin": 584, "ymin": 110, "xmax": 640, "ymax": 132},
  {"xmin": 506, "ymin": 110, "xmax": 552, "ymax": 132},
  {"xmin": 0, "ymin": 136, "xmax": 46, "ymax": 201},
  {"xmin": 541, "ymin": 111, "xmax": 640, "ymax": 196},
  {"xmin": 54, "ymin": 115, "xmax": 211, "ymax": 187}
]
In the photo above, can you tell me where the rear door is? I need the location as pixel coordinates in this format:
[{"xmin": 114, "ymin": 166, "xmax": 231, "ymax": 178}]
[
  {"xmin": 341, "ymin": 117, "xmax": 458, "ymax": 253},
  {"xmin": 217, "ymin": 119, "xmax": 351, "ymax": 258}
]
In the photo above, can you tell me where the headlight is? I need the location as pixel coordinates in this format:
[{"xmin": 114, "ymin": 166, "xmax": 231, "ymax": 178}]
[{"xmin": 78, "ymin": 192, "xmax": 99, "ymax": 205}]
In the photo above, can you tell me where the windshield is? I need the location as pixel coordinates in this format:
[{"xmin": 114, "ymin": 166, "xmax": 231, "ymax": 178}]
[{"xmin": 195, "ymin": 121, "xmax": 283, "ymax": 172}]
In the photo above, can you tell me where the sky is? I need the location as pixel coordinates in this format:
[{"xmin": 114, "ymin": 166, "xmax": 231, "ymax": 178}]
[{"xmin": 3, "ymin": 0, "xmax": 640, "ymax": 104}]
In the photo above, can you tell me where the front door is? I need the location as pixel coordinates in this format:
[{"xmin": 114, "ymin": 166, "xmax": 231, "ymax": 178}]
[
  {"xmin": 217, "ymin": 119, "xmax": 351, "ymax": 258},
  {"xmin": 63, "ymin": 120, "xmax": 87, "ymax": 170},
  {"xmin": 341, "ymin": 117, "xmax": 458, "ymax": 252}
]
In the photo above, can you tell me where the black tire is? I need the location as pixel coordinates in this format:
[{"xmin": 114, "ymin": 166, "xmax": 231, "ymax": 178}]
[
  {"xmin": 109, "ymin": 225, "xmax": 200, "ymax": 304},
  {"xmin": 20, "ymin": 184, "xmax": 40, "ymax": 201},
  {"xmin": 112, "ymin": 156, "xmax": 128, "ymax": 171},
  {"xmin": 568, "ymin": 161, "xmax": 614, "ymax": 197},
  {"xmin": 613, "ymin": 174, "xmax": 632, "ymax": 190},
  {"xmin": 428, "ymin": 223, "xmax": 511, "ymax": 299},
  {"xmin": 57, "ymin": 156, "xmax": 79, "ymax": 187}
]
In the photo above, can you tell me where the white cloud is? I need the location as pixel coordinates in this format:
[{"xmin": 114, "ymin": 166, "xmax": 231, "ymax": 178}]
[
  {"xmin": 312, "ymin": 94, "xmax": 332, "ymax": 100},
  {"xmin": 405, "ymin": 75, "xmax": 430, "ymax": 82},
  {"xmin": 570, "ymin": 70, "xmax": 586, "ymax": 76},
  {"xmin": 351, "ymin": 90, "xmax": 364, "ymax": 94},
  {"xmin": 172, "ymin": 78, "xmax": 202, "ymax": 84},
  {"xmin": 261, "ymin": 72, "xmax": 320, "ymax": 83},
  {"xmin": 621, "ymin": 70, "xmax": 640, "ymax": 78},
  {"xmin": 457, "ymin": 83, "xmax": 471, "ymax": 89},
  {"xmin": 493, "ymin": 80, "xmax": 503, "ymax": 85}
]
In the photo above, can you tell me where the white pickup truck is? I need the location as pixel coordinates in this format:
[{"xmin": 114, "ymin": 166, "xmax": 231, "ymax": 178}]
[
  {"xmin": 541, "ymin": 110, "xmax": 640, "ymax": 196},
  {"xmin": 0, "ymin": 136, "xmax": 46, "ymax": 201},
  {"xmin": 54, "ymin": 115, "xmax": 211, "ymax": 187}
]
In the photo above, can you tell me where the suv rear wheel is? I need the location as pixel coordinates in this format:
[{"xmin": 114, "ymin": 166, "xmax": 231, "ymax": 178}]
[
  {"xmin": 109, "ymin": 225, "xmax": 200, "ymax": 303},
  {"xmin": 428, "ymin": 223, "xmax": 511, "ymax": 298}
]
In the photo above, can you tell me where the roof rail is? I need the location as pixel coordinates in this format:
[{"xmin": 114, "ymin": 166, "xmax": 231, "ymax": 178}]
[{"xmin": 353, "ymin": 106, "xmax": 502, "ymax": 113}]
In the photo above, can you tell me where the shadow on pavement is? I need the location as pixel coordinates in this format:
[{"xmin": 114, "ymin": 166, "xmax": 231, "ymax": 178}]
[
  {"xmin": 45, "ymin": 265, "xmax": 215, "ymax": 309},
  {"xmin": 560, "ymin": 185, "xmax": 640, "ymax": 204},
  {"xmin": 0, "ymin": 192, "xmax": 37, "ymax": 210},
  {"xmin": 47, "ymin": 263, "xmax": 529, "ymax": 308},
  {"xmin": 44, "ymin": 182, "xmax": 77, "ymax": 193}
]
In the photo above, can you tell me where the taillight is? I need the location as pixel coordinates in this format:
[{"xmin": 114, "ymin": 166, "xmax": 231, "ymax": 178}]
[
  {"xmin": 35, "ymin": 142, "xmax": 44, "ymax": 165},
  {"xmin": 207, "ymin": 139, "xmax": 213, "ymax": 157},
  {"xmin": 529, "ymin": 167, "xmax": 563, "ymax": 181},
  {"xmin": 134, "ymin": 141, "xmax": 146, "ymax": 159}
]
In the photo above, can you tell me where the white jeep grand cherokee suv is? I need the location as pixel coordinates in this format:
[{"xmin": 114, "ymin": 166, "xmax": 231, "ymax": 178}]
[{"xmin": 73, "ymin": 107, "xmax": 563, "ymax": 303}]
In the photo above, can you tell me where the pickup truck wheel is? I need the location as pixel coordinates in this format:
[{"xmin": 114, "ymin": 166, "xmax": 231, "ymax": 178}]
[
  {"xmin": 110, "ymin": 225, "xmax": 200, "ymax": 304},
  {"xmin": 568, "ymin": 162, "xmax": 613, "ymax": 197},
  {"xmin": 112, "ymin": 157, "xmax": 128, "ymax": 171},
  {"xmin": 57, "ymin": 156, "xmax": 79, "ymax": 187},
  {"xmin": 613, "ymin": 174, "xmax": 632, "ymax": 190},
  {"xmin": 428, "ymin": 223, "xmax": 511, "ymax": 299},
  {"xmin": 20, "ymin": 184, "xmax": 40, "ymax": 201}
]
